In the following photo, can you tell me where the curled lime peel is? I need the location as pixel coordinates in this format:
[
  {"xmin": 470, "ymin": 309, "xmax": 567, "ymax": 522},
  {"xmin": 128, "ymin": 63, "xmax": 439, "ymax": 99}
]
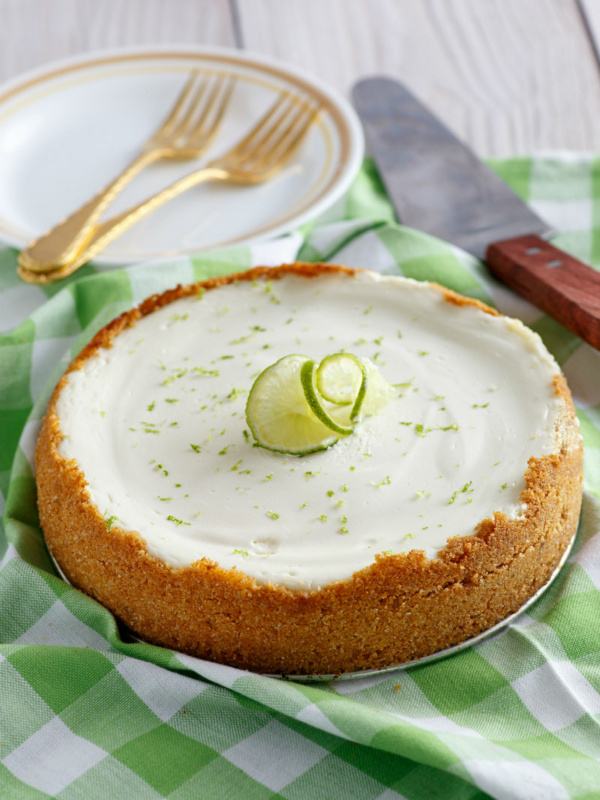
[
  {"xmin": 300, "ymin": 360, "xmax": 354, "ymax": 437},
  {"xmin": 246, "ymin": 351, "xmax": 391, "ymax": 456}
]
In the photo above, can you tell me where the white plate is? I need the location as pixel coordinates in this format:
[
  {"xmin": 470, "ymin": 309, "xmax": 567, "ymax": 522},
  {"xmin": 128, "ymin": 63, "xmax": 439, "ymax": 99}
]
[{"xmin": 0, "ymin": 46, "xmax": 363, "ymax": 263}]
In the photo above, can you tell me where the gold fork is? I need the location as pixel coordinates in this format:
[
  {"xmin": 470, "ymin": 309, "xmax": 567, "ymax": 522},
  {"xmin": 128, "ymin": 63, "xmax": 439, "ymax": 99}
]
[
  {"xmin": 18, "ymin": 93, "xmax": 320, "ymax": 285},
  {"xmin": 18, "ymin": 71, "xmax": 235, "ymax": 273}
]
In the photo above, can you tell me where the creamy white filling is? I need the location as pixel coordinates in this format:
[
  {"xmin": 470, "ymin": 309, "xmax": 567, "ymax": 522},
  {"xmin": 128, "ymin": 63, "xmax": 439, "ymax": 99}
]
[{"xmin": 56, "ymin": 272, "xmax": 563, "ymax": 590}]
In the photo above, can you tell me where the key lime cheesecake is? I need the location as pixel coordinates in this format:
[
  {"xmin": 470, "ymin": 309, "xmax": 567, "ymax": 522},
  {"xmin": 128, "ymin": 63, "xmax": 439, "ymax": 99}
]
[{"xmin": 36, "ymin": 263, "xmax": 583, "ymax": 675}]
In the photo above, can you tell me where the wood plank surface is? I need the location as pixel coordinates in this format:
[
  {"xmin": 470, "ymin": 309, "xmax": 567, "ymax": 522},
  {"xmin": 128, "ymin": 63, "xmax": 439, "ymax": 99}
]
[
  {"xmin": 0, "ymin": 0, "xmax": 599, "ymax": 157},
  {"xmin": 0, "ymin": 0, "xmax": 236, "ymax": 82},
  {"xmin": 578, "ymin": 0, "xmax": 600, "ymax": 65},
  {"xmin": 237, "ymin": 0, "xmax": 600, "ymax": 156}
]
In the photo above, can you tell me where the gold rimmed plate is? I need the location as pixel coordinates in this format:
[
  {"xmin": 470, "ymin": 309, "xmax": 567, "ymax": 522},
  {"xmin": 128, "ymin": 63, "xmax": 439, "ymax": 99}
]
[{"xmin": 0, "ymin": 46, "xmax": 363, "ymax": 264}]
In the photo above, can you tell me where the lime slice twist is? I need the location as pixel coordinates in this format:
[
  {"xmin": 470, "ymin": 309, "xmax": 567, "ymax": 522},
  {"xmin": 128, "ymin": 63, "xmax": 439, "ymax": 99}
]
[
  {"xmin": 246, "ymin": 351, "xmax": 391, "ymax": 456},
  {"xmin": 316, "ymin": 352, "xmax": 368, "ymax": 421}
]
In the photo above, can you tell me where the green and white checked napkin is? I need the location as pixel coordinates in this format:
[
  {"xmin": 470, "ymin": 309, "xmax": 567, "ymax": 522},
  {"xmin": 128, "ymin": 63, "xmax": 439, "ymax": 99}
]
[{"xmin": 2, "ymin": 154, "xmax": 600, "ymax": 800}]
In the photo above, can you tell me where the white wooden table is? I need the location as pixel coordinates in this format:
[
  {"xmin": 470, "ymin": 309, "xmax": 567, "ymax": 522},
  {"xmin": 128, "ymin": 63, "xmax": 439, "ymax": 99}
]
[{"xmin": 1, "ymin": 0, "xmax": 599, "ymax": 158}]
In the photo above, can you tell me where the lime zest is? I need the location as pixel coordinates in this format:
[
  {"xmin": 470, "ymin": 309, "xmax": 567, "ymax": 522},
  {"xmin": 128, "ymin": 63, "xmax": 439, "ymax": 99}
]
[{"xmin": 104, "ymin": 512, "xmax": 118, "ymax": 531}]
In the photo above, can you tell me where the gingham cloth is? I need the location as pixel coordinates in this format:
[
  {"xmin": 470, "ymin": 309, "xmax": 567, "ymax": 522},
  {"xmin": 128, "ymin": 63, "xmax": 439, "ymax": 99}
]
[{"xmin": 2, "ymin": 155, "xmax": 600, "ymax": 800}]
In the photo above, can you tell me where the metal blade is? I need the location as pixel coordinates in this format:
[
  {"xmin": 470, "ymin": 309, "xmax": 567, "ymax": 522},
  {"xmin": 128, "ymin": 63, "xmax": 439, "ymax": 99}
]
[{"xmin": 352, "ymin": 77, "xmax": 551, "ymax": 260}]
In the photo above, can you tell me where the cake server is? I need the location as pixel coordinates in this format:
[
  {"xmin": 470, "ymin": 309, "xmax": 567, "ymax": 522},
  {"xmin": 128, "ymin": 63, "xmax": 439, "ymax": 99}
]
[{"xmin": 352, "ymin": 76, "xmax": 600, "ymax": 350}]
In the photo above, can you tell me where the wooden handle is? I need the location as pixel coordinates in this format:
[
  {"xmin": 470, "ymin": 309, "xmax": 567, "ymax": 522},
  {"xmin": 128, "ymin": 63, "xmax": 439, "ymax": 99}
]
[{"xmin": 486, "ymin": 234, "xmax": 600, "ymax": 350}]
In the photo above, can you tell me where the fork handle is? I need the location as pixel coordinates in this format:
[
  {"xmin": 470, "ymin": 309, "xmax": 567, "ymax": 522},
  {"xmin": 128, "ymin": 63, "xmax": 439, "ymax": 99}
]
[
  {"xmin": 18, "ymin": 150, "xmax": 161, "ymax": 272},
  {"xmin": 18, "ymin": 166, "xmax": 229, "ymax": 284}
]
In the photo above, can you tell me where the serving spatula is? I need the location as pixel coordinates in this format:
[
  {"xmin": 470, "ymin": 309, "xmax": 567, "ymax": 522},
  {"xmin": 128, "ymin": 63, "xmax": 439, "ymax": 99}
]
[{"xmin": 352, "ymin": 77, "xmax": 600, "ymax": 350}]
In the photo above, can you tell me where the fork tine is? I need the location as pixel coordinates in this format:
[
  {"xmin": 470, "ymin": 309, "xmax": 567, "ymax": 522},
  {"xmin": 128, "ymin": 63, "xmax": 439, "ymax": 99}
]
[
  {"xmin": 268, "ymin": 103, "xmax": 320, "ymax": 163},
  {"xmin": 235, "ymin": 98, "xmax": 319, "ymax": 171},
  {"xmin": 167, "ymin": 74, "xmax": 211, "ymax": 140},
  {"xmin": 155, "ymin": 70, "xmax": 204, "ymax": 138},
  {"xmin": 187, "ymin": 76, "xmax": 235, "ymax": 145},
  {"xmin": 261, "ymin": 101, "xmax": 315, "ymax": 160},
  {"xmin": 223, "ymin": 93, "xmax": 289, "ymax": 159},
  {"xmin": 246, "ymin": 97, "xmax": 302, "ymax": 158}
]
